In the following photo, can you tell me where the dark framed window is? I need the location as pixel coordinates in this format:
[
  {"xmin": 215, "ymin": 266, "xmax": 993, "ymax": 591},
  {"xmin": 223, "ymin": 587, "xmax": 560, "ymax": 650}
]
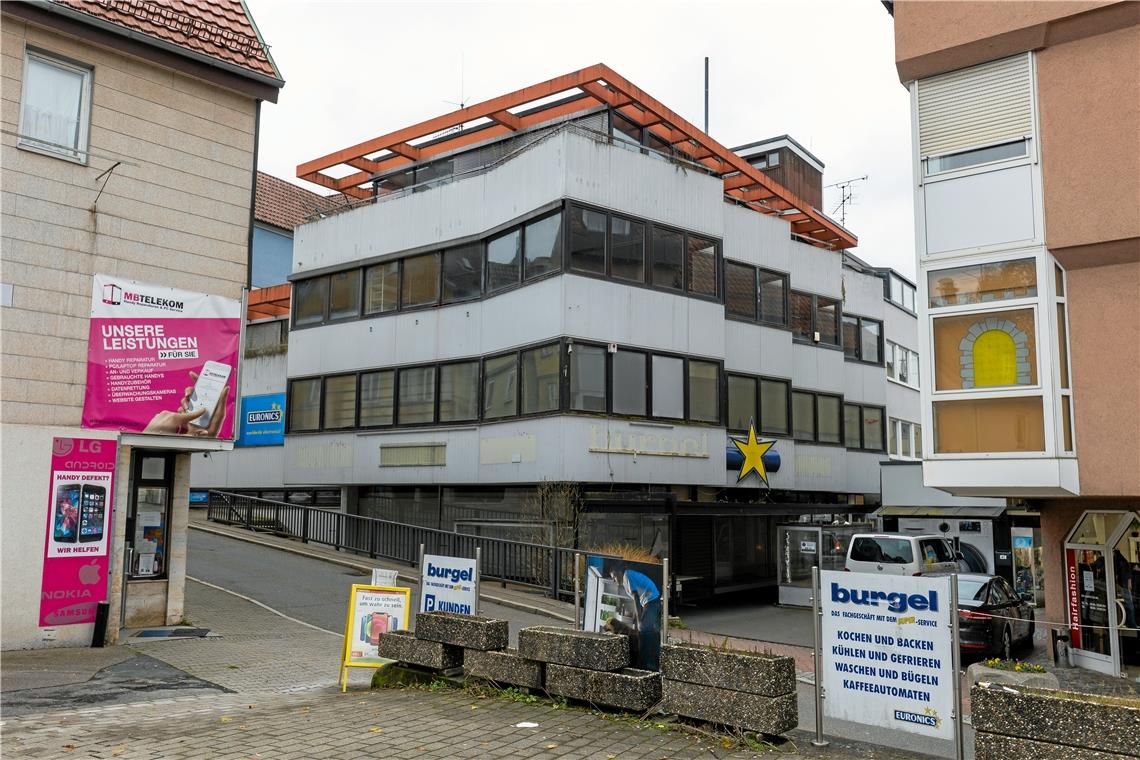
[
  {"xmin": 790, "ymin": 291, "xmax": 813, "ymax": 341},
  {"xmin": 612, "ymin": 112, "xmax": 642, "ymax": 146},
  {"xmin": 524, "ymin": 213, "xmax": 562, "ymax": 280},
  {"xmin": 727, "ymin": 374, "xmax": 757, "ymax": 430},
  {"xmin": 397, "ymin": 366, "xmax": 436, "ymax": 424},
  {"xmin": 439, "ymin": 361, "xmax": 479, "ymax": 422},
  {"xmin": 612, "ymin": 349, "xmax": 647, "ymax": 416},
  {"xmin": 328, "ymin": 270, "xmax": 361, "ymax": 320},
  {"xmin": 816, "ymin": 394, "xmax": 842, "ymax": 444},
  {"xmin": 686, "ymin": 235, "xmax": 717, "ymax": 297},
  {"xmin": 816, "ymin": 298, "xmax": 839, "ymax": 346},
  {"xmin": 844, "ymin": 402, "xmax": 885, "ymax": 451},
  {"xmin": 521, "ymin": 343, "xmax": 560, "ymax": 414},
  {"xmin": 323, "ymin": 374, "xmax": 357, "ymax": 429},
  {"xmin": 294, "ymin": 276, "xmax": 328, "ymax": 327},
  {"xmin": 611, "ymin": 215, "xmax": 645, "ymax": 282},
  {"xmin": 651, "ymin": 355, "xmax": 684, "ymax": 418},
  {"xmin": 758, "ymin": 269, "xmax": 788, "ymax": 325},
  {"xmin": 759, "ymin": 378, "xmax": 790, "ymax": 436},
  {"xmin": 844, "ymin": 403, "xmax": 861, "ymax": 448},
  {"xmin": 650, "ymin": 227, "xmax": 684, "ymax": 291},
  {"xmin": 401, "ymin": 253, "xmax": 440, "ymax": 308},
  {"xmin": 365, "ymin": 262, "xmax": 399, "ymax": 315},
  {"xmin": 725, "ymin": 262, "xmax": 757, "ymax": 319},
  {"xmin": 483, "ymin": 353, "xmax": 518, "ymax": 419},
  {"xmin": 287, "ymin": 378, "xmax": 321, "ymax": 431},
  {"xmin": 843, "ymin": 315, "xmax": 882, "ymax": 363},
  {"xmin": 568, "ymin": 205, "xmax": 606, "ymax": 274},
  {"xmin": 486, "ymin": 229, "xmax": 521, "ymax": 293},
  {"xmin": 569, "ymin": 344, "xmax": 606, "ymax": 411},
  {"xmin": 790, "ymin": 291, "xmax": 841, "ymax": 346},
  {"xmin": 688, "ymin": 360, "xmax": 720, "ymax": 423},
  {"xmin": 359, "ymin": 370, "xmax": 394, "ymax": 426},
  {"xmin": 441, "ymin": 244, "xmax": 482, "ymax": 303},
  {"xmin": 792, "ymin": 391, "xmax": 815, "ymax": 441}
]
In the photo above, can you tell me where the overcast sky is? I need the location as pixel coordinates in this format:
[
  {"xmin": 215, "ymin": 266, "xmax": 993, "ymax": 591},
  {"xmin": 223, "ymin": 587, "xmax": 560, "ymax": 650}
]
[{"xmin": 247, "ymin": 0, "xmax": 915, "ymax": 277}]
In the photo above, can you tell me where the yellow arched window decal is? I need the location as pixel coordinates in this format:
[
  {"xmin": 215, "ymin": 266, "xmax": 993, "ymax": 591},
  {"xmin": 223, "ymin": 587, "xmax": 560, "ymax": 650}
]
[{"xmin": 973, "ymin": 329, "xmax": 1017, "ymax": 387}]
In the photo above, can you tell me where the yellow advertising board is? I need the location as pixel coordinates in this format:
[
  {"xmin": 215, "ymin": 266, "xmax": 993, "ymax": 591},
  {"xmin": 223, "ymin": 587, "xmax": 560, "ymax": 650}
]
[{"xmin": 339, "ymin": 584, "xmax": 411, "ymax": 691}]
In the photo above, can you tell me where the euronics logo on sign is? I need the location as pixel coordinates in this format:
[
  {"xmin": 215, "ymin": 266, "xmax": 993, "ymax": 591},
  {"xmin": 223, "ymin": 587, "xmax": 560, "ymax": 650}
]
[
  {"xmin": 236, "ymin": 393, "xmax": 286, "ymax": 447},
  {"xmin": 418, "ymin": 554, "xmax": 478, "ymax": 616},
  {"xmin": 820, "ymin": 570, "xmax": 954, "ymax": 740}
]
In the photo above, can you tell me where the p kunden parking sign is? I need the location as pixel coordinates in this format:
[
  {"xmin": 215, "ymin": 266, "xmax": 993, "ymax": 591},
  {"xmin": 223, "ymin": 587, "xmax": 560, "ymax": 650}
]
[{"xmin": 820, "ymin": 570, "xmax": 955, "ymax": 739}]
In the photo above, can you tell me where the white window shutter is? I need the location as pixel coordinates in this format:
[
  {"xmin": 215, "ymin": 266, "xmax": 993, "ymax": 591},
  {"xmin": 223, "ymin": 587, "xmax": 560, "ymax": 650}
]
[{"xmin": 917, "ymin": 54, "xmax": 1033, "ymax": 159}]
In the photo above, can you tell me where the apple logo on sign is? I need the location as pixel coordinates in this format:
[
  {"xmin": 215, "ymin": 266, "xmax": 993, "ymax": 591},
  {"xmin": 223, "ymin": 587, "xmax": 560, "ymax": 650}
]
[{"xmin": 78, "ymin": 560, "xmax": 100, "ymax": 585}]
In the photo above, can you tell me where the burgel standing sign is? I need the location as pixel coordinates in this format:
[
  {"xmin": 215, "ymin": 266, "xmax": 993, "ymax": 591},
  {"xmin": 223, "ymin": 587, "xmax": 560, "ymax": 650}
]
[
  {"xmin": 418, "ymin": 554, "xmax": 478, "ymax": 615},
  {"xmin": 820, "ymin": 570, "xmax": 955, "ymax": 740}
]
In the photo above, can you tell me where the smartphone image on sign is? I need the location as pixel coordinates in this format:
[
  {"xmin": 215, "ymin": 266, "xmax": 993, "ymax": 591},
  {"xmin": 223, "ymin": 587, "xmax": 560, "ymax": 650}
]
[
  {"xmin": 79, "ymin": 484, "xmax": 106, "ymax": 543},
  {"xmin": 186, "ymin": 360, "xmax": 232, "ymax": 429},
  {"xmin": 54, "ymin": 484, "xmax": 80, "ymax": 543}
]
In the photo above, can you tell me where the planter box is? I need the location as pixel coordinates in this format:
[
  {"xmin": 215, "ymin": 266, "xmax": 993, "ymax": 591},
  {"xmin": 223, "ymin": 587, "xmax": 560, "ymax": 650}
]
[
  {"xmin": 517, "ymin": 626, "xmax": 630, "ymax": 671},
  {"xmin": 965, "ymin": 662, "xmax": 1060, "ymax": 692},
  {"xmin": 464, "ymin": 648, "xmax": 544, "ymax": 690},
  {"xmin": 972, "ymin": 682, "xmax": 1140, "ymax": 757},
  {"xmin": 375, "ymin": 630, "xmax": 463, "ymax": 670},
  {"xmin": 660, "ymin": 642, "xmax": 795, "ymax": 697},
  {"xmin": 662, "ymin": 679, "xmax": 798, "ymax": 736},
  {"xmin": 415, "ymin": 612, "xmax": 509, "ymax": 651},
  {"xmin": 545, "ymin": 664, "xmax": 661, "ymax": 712},
  {"xmin": 975, "ymin": 732, "xmax": 1135, "ymax": 760}
]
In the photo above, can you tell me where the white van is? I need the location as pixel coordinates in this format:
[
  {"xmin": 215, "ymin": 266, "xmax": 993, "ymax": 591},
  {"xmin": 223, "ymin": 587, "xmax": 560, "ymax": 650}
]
[{"xmin": 845, "ymin": 534, "xmax": 959, "ymax": 576}]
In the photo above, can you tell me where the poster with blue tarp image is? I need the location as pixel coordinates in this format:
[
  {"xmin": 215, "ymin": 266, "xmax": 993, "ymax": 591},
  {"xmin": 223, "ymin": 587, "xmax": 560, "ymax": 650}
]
[{"xmin": 584, "ymin": 555, "xmax": 664, "ymax": 671}]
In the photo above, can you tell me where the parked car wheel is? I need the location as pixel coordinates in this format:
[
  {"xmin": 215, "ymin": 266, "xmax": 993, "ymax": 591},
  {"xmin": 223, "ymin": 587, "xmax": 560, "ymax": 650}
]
[
  {"xmin": 1022, "ymin": 612, "xmax": 1036, "ymax": 647},
  {"xmin": 1000, "ymin": 626, "xmax": 1013, "ymax": 660}
]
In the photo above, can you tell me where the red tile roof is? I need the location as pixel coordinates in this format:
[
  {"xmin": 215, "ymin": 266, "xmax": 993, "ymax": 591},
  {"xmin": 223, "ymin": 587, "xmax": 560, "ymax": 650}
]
[
  {"xmin": 255, "ymin": 171, "xmax": 339, "ymax": 231},
  {"xmin": 52, "ymin": 0, "xmax": 281, "ymax": 81}
]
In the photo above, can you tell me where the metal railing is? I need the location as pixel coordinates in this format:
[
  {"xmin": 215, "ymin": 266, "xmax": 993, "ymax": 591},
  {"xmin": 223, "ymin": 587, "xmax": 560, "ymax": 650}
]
[{"xmin": 206, "ymin": 490, "xmax": 577, "ymax": 598}]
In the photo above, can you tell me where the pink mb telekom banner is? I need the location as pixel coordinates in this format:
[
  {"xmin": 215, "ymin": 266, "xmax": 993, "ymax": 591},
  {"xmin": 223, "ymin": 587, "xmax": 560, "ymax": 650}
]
[
  {"xmin": 41, "ymin": 437, "xmax": 118, "ymax": 626},
  {"xmin": 82, "ymin": 274, "xmax": 242, "ymax": 441}
]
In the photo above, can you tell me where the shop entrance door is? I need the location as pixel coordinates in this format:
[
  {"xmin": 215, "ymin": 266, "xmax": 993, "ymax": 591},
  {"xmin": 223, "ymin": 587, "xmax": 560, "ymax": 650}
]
[
  {"xmin": 1064, "ymin": 510, "xmax": 1140, "ymax": 678},
  {"xmin": 777, "ymin": 526, "xmax": 820, "ymax": 606}
]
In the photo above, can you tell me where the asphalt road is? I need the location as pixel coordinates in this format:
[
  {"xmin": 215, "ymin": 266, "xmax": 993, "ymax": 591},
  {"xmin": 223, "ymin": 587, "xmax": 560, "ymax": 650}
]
[{"xmin": 186, "ymin": 529, "xmax": 557, "ymax": 645}]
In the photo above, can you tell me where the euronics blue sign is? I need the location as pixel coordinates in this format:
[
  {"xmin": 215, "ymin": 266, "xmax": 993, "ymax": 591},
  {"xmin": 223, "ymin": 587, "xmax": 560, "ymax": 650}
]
[{"xmin": 236, "ymin": 393, "xmax": 285, "ymax": 447}]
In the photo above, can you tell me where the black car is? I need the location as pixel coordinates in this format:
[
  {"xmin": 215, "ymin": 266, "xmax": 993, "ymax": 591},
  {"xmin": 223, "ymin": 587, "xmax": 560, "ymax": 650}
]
[{"xmin": 932, "ymin": 573, "xmax": 1036, "ymax": 660}]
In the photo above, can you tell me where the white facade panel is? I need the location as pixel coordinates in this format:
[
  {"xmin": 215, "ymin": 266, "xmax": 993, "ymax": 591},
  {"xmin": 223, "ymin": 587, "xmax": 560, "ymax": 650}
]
[
  {"xmin": 562, "ymin": 275, "xmax": 724, "ymax": 359},
  {"xmin": 844, "ymin": 363, "xmax": 888, "ymax": 407},
  {"xmin": 792, "ymin": 343, "xmax": 845, "ymax": 394},
  {"xmin": 723, "ymin": 203, "xmax": 794, "ymax": 273},
  {"xmin": 788, "ymin": 240, "xmax": 843, "ymax": 299},
  {"xmin": 923, "ymin": 164, "xmax": 1036, "ymax": 254},
  {"xmin": 562, "ymin": 133, "xmax": 723, "ymax": 236},
  {"xmin": 724, "ymin": 322, "xmax": 792, "ymax": 377},
  {"xmin": 843, "ymin": 268, "xmax": 886, "ymax": 319},
  {"xmin": 293, "ymin": 134, "xmax": 569, "ymax": 275}
]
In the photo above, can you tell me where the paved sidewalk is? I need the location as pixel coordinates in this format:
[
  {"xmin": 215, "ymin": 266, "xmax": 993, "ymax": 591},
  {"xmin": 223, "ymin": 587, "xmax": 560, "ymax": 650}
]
[{"xmin": 1, "ymin": 570, "xmax": 939, "ymax": 759}]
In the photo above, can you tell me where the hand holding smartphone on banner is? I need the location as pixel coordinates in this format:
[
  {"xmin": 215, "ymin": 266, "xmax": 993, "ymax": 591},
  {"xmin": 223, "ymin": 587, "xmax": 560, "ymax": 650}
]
[{"xmin": 141, "ymin": 363, "xmax": 231, "ymax": 437}]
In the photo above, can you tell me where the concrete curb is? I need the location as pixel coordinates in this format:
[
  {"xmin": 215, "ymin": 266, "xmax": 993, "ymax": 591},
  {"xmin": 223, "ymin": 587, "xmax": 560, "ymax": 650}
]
[{"xmin": 189, "ymin": 521, "xmax": 575, "ymax": 624}]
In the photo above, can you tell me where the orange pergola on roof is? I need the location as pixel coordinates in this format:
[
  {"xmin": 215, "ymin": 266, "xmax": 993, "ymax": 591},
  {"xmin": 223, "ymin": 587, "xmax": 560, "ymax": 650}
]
[
  {"xmin": 297, "ymin": 64, "xmax": 856, "ymax": 250},
  {"xmin": 247, "ymin": 284, "xmax": 291, "ymax": 321}
]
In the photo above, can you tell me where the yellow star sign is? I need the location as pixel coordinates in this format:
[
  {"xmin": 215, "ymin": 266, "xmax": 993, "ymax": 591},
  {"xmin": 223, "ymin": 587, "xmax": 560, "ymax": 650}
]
[{"xmin": 732, "ymin": 420, "xmax": 776, "ymax": 485}]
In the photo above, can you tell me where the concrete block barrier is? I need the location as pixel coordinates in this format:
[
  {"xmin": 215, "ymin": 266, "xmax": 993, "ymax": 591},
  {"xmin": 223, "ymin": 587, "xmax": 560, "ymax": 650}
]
[
  {"xmin": 660, "ymin": 642, "xmax": 796, "ymax": 697},
  {"xmin": 972, "ymin": 682, "xmax": 1140, "ymax": 759},
  {"xmin": 414, "ymin": 611, "xmax": 509, "ymax": 651},
  {"xmin": 545, "ymin": 663, "xmax": 662, "ymax": 712},
  {"xmin": 375, "ymin": 630, "xmax": 463, "ymax": 670},
  {"xmin": 661, "ymin": 679, "xmax": 798, "ymax": 736},
  {"xmin": 464, "ymin": 648, "xmax": 544, "ymax": 689},
  {"xmin": 517, "ymin": 626, "xmax": 630, "ymax": 670}
]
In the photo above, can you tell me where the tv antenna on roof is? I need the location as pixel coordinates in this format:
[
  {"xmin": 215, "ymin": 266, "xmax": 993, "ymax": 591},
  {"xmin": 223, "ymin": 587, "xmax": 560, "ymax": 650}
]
[
  {"xmin": 435, "ymin": 56, "xmax": 472, "ymax": 138},
  {"xmin": 825, "ymin": 175, "xmax": 868, "ymax": 227}
]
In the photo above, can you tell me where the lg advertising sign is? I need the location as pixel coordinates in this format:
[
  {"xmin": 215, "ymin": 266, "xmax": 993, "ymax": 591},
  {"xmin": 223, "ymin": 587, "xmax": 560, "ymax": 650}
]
[
  {"xmin": 41, "ymin": 437, "xmax": 117, "ymax": 626},
  {"xmin": 82, "ymin": 274, "xmax": 242, "ymax": 440},
  {"xmin": 418, "ymin": 554, "xmax": 479, "ymax": 616},
  {"xmin": 820, "ymin": 570, "xmax": 955, "ymax": 740}
]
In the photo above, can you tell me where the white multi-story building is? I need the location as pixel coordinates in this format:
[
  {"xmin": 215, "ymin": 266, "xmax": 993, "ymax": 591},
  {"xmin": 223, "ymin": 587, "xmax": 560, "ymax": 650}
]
[{"xmin": 206, "ymin": 66, "xmax": 927, "ymax": 599}]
